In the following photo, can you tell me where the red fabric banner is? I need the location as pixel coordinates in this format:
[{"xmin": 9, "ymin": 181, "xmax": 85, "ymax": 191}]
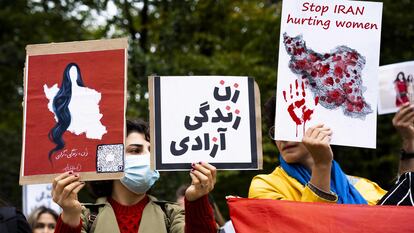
[{"xmin": 227, "ymin": 197, "xmax": 414, "ymax": 233}]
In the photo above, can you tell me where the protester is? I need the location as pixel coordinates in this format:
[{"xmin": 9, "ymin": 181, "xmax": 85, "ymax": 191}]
[
  {"xmin": 248, "ymin": 96, "xmax": 414, "ymax": 205},
  {"xmin": 52, "ymin": 119, "xmax": 217, "ymax": 233},
  {"xmin": 27, "ymin": 206, "xmax": 58, "ymax": 233},
  {"xmin": 0, "ymin": 197, "xmax": 31, "ymax": 233},
  {"xmin": 377, "ymin": 102, "xmax": 414, "ymax": 205}
]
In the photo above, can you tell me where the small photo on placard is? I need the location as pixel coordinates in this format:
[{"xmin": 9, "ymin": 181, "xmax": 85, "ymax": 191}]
[{"xmin": 378, "ymin": 61, "xmax": 414, "ymax": 115}]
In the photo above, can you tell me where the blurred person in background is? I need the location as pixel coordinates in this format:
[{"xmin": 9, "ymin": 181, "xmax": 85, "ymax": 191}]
[
  {"xmin": 0, "ymin": 196, "xmax": 31, "ymax": 233},
  {"xmin": 27, "ymin": 206, "xmax": 58, "ymax": 233}
]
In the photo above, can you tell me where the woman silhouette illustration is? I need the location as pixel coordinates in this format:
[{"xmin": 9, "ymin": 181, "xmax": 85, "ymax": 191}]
[{"xmin": 44, "ymin": 63, "xmax": 107, "ymax": 163}]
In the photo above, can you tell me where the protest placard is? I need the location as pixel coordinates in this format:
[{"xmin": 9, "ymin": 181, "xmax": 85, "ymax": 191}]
[
  {"xmin": 275, "ymin": 0, "xmax": 383, "ymax": 148},
  {"xmin": 22, "ymin": 184, "xmax": 61, "ymax": 217},
  {"xmin": 378, "ymin": 61, "xmax": 414, "ymax": 115},
  {"xmin": 20, "ymin": 38, "xmax": 127, "ymax": 184},
  {"xmin": 149, "ymin": 76, "xmax": 262, "ymax": 170}
]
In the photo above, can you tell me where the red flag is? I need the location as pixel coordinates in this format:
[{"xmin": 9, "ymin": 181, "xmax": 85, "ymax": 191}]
[{"xmin": 227, "ymin": 197, "xmax": 414, "ymax": 233}]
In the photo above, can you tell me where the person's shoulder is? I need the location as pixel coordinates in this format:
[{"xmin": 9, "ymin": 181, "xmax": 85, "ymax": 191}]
[
  {"xmin": 251, "ymin": 166, "xmax": 287, "ymax": 183},
  {"xmin": 347, "ymin": 175, "xmax": 382, "ymax": 189},
  {"xmin": 249, "ymin": 166, "xmax": 306, "ymax": 200},
  {"xmin": 249, "ymin": 166, "xmax": 295, "ymax": 197},
  {"xmin": 0, "ymin": 206, "xmax": 16, "ymax": 219},
  {"xmin": 81, "ymin": 197, "xmax": 108, "ymax": 210},
  {"xmin": 80, "ymin": 198, "xmax": 108, "ymax": 218},
  {"xmin": 15, "ymin": 210, "xmax": 31, "ymax": 233},
  {"xmin": 147, "ymin": 195, "xmax": 185, "ymax": 230},
  {"xmin": 0, "ymin": 207, "xmax": 27, "ymax": 224},
  {"xmin": 0, "ymin": 207, "xmax": 31, "ymax": 233},
  {"xmin": 148, "ymin": 195, "xmax": 183, "ymax": 214},
  {"xmin": 79, "ymin": 197, "xmax": 110, "ymax": 232},
  {"xmin": 348, "ymin": 175, "xmax": 387, "ymax": 205}
]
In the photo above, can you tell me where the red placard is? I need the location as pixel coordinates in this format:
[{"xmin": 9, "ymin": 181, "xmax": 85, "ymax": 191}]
[{"xmin": 21, "ymin": 39, "xmax": 127, "ymax": 184}]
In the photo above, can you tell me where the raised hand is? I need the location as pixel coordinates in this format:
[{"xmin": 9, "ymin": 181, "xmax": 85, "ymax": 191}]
[
  {"xmin": 303, "ymin": 124, "xmax": 333, "ymax": 193},
  {"xmin": 393, "ymin": 102, "xmax": 414, "ymax": 152},
  {"xmin": 185, "ymin": 162, "xmax": 217, "ymax": 202},
  {"xmin": 302, "ymin": 124, "xmax": 333, "ymax": 165},
  {"xmin": 52, "ymin": 171, "xmax": 85, "ymax": 227}
]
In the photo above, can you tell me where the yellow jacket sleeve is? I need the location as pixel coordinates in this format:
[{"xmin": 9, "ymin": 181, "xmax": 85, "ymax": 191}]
[
  {"xmin": 248, "ymin": 167, "xmax": 337, "ymax": 203},
  {"xmin": 351, "ymin": 176, "xmax": 387, "ymax": 205}
]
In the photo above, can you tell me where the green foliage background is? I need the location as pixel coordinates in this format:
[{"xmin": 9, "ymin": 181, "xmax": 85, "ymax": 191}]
[{"xmin": 0, "ymin": 0, "xmax": 413, "ymax": 218}]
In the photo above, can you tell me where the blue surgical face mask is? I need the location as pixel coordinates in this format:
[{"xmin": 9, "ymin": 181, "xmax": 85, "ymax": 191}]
[{"xmin": 120, "ymin": 153, "xmax": 160, "ymax": 194}]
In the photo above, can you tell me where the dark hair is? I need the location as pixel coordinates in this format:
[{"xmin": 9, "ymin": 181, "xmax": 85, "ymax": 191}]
[
  {"xmin": 126, "ymin": 119, "xmax": 150, "ymax": 140},
  {"xmin": 27, "ymin": 206, "xmax": 58, "ymax": 230},
  {"xmin": 88, "ymin": 119, "xmax": 150, "ymax": 198},
  {"xmin": 264, "ymin": 95, "xmax": 276, "ymax": 131},
  {"xmin": 395, "ymin": 71, "xmax": 406, "ymax": 82},
  {"xmin": 48, "ymin": 63, "xmax": 85, "ymax": 163}
]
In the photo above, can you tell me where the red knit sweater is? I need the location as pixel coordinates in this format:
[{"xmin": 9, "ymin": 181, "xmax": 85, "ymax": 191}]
[
  {"xmin": 55, "ymin": 195, "xmax": 216, "ymax": 233},
  {"xmin": 108, "ymin": 196, "xmax": 149, "ymax": 233}
]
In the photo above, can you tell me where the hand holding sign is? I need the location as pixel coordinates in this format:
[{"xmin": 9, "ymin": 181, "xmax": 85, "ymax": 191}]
[
  {"xmin": 392, "ymin": 103, "xmax": 414, "ymax": 151},
  {"xmin": 302, "ymin": 124, "xmax": 333, "ymax": 193},
  {"xmin": 185, "ymin": 162, "xmax": 217, "ymax": 201},
  {"xmin": 52, "ymin": 171, "xmax": 85, "ymax": 227},
  {"xmin": 302, "ymin": 124, "xmax": 333, "ymax": 166}
]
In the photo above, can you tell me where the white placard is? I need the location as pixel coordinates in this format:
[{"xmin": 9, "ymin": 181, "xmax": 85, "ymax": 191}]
[
  {"xmin": 275, "ymin": 0, "xmax": 383, "ymax": 148},
  {"xmin": 23, "ymin": 184, "xmax": 61, "ymax": 217},
  {"xmin": 378, "ymin": 61, "xmax": 414, "ymax": 115},
  {"xmin": 149, "ymin": 76, "xmax": 262, "ymax": 170}
]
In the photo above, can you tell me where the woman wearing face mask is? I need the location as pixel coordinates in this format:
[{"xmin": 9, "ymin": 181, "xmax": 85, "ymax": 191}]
[{"xmin": 52, "ymin": 119, "xmax": 217, "ymax": 233}]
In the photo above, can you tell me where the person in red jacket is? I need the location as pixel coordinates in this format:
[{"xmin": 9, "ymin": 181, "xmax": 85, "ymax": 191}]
[{"xmin": 52, "ymin": 119, "xmax": 217, "ymax": 233}]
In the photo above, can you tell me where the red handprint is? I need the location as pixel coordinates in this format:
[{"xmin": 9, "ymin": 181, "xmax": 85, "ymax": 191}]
[{"xmin": 283, "ymin": 79, "xmax": 319, "ymax": 137}]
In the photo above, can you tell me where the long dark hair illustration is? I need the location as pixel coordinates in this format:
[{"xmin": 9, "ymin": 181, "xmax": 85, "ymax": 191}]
[{"xmin": 48, "ymin": 63, "xmax": 85, "ymax": 163}]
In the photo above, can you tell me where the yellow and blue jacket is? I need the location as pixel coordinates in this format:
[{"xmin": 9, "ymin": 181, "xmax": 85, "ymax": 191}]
[{"xmin": 248, "ymin": 166, "xmax": 386, "ymax": 205}]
